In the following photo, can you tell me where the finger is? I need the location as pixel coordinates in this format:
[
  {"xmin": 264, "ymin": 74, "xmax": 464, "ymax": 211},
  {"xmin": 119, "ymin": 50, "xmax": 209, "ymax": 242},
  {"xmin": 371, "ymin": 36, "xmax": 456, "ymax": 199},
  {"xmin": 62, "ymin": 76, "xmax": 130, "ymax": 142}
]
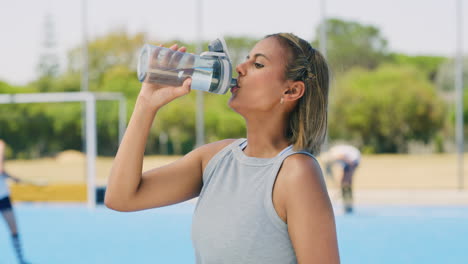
[
  {"xmin": 147, "ymin": 44, "xmax": 164, "ymax": 82},
  {"xmin": 174, "ymin": 78, "xmax": 192, "ymax": 97},
  {"xmin": 169, "ymin": 46, "xmax": 188, "ymax": 69},
  {"xmin": 168, "ymin": 49, "xmax": 184, "ymax": 68},
  {"xmin": 145, "ymin": 44, "xmax": 167, "ymax": 82},
  {"xmin": 149, "ymin": 43, "xmax": 166, "ymax": 69},
  {"xmin": 159, "ymin": 44, "xmax": 178, "ymax": 68},
  {"xmin": 149, "ymin": 45, "xmax": 161, "ymax": 67},
  {"xmin": 159, "ymin": 46, "xmax": 175, "ymax": 68}
]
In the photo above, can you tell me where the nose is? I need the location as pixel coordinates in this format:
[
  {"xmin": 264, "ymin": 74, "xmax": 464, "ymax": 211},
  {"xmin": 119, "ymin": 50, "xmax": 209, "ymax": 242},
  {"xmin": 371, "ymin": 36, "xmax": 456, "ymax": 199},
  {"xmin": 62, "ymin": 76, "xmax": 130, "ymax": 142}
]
[{"xmin": 236, "ymin": 61, "xmax": 246, "ymax": 77}]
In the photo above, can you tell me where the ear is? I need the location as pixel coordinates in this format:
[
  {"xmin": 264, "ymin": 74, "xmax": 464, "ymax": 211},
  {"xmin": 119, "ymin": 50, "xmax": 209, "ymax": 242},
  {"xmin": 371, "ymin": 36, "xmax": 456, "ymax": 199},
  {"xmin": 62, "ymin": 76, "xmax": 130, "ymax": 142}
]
[{"xmin": 283, "ymin": 80, "xmax": 305, "ymax": 102}]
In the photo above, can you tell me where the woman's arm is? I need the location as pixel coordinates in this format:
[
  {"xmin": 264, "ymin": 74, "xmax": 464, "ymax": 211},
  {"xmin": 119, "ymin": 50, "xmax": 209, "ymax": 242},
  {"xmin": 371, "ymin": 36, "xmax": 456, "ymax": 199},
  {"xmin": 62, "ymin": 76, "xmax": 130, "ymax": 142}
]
[
  {"xmin": 105, "ymin": 44, "xmax": 209, "ymax": 212},
  {"xmin": 282, "ymin": 155, "xmax": 340, "ymax": 263}
]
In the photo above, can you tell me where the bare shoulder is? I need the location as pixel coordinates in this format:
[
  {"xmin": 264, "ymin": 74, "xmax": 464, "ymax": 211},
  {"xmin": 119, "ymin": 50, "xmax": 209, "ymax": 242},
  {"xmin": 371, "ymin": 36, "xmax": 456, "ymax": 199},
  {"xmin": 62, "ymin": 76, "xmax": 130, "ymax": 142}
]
[
  {"xmin": 278, "ymin": 153, "xmax": 330, "ymax": 205},
  {"xmin": 279, "ymin": 154, "xmax": 339, "ymax": 263},
  {"xmin": 281, "ymin": 153, "xmax": 324, "ymax": 186}
]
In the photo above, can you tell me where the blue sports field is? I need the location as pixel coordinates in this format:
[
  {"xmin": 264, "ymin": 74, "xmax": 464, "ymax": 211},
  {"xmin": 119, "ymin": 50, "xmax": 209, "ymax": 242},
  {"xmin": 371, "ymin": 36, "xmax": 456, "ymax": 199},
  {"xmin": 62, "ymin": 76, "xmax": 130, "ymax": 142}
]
[{"xmin": 1, "ymin": 202, "xmax": 467, "ymax": 263}]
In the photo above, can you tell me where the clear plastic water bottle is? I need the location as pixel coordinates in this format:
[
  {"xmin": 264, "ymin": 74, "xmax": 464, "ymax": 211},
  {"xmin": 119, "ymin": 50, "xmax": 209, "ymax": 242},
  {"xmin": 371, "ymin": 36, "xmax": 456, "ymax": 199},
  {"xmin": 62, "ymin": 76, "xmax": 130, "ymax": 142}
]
[{"xmin": 137, "ymin": 38, "xmax": 237, "ymax": 94}]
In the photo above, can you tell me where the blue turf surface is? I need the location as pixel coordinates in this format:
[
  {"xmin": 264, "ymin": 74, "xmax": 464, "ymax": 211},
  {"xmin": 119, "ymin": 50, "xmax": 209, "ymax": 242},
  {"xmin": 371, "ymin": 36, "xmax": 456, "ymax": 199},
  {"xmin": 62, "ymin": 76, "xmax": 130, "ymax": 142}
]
[{"xmin": 0, "ymin": 203, "xmax": 467, "ymax": 264}]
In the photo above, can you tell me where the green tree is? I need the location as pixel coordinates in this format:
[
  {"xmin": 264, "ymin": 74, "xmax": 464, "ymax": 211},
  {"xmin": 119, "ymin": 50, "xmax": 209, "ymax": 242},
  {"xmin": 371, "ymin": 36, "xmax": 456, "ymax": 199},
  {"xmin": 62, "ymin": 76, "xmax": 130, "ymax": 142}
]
[
  {"xmin": 153, "ymin": 93, "xmax": 196, "ymax": 155},
  {"xmin": 329, "ymin": 65, "xmax": 446, "ymax": 153},
  {"xmin": 462, "ymin": 89, "xmax": 468, "ymax": 134},
  {"xmin": 463, "ymin": 88, "xmax": 468, "ymax": 124},
  {"xmin": 67, "ymin": 29, "xmax": 146, "ymax": 90},
  {"xmin": 34, "ymin": 13, "xmax": 60, "ymax": 93},
  {"xmin": 314, "ymin": 18, "xmax": 389, "ymax": 74},
  {"xmin": 204, "ymin": 93, "xmax": 246, "ymax": 143},
  {"xmin": 98, "ymin": 65, "xmax": 142, "ymax": 154},
  {"xmin": 389, "ymin": 53, "xmax": 447, "ymax": 82},
  {"xmin": 37, "ymin": 13, "xmax": 60, "ymax": 78}
]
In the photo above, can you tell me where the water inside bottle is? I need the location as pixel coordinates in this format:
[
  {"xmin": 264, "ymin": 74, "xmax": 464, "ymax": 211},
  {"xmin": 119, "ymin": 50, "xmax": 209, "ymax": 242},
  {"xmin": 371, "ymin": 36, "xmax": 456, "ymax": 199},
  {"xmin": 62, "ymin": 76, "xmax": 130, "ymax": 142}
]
[
  {"xmin": 146, "ymin": 56, "xmax": 220, "ymax": 93},
  {"xmin": 145, "ymin": 66, "xmax": 215, "ymax": 89},
  {"xmin": 140, "ymin": 45, "xmax": 235, "ymax": 94}
]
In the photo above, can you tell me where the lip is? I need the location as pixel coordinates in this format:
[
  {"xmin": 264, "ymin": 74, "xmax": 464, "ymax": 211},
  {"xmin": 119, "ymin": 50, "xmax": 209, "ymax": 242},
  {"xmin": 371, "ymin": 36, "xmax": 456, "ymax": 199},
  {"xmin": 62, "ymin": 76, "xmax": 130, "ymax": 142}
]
[{"xmin": 230, "ymin": 85, "xmax": 240, "ymax": 94}]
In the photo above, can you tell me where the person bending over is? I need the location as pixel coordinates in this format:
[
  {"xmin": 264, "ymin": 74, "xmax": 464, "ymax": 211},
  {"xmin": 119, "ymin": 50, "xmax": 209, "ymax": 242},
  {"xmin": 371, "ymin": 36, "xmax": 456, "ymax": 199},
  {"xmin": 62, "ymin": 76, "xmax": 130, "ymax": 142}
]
[{"xmin": 322, "ymin": 144, "xmax": 361, "ymax": 214}]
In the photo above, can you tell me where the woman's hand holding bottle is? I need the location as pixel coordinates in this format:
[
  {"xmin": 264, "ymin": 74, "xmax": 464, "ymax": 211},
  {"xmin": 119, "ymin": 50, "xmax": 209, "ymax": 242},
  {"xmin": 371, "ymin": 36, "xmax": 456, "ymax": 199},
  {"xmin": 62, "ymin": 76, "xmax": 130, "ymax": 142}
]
[{"xmin": 138, "ymin": 44, "xmax": 192, "ymax": 112}]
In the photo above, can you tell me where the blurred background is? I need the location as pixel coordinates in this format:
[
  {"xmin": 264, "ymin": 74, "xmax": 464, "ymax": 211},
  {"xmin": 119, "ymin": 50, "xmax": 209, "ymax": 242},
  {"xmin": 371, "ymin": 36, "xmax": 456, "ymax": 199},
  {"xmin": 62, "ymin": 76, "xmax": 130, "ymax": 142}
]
[
  {"xmin": 0, "ymin": 0, "xmax": 467, "ymax": 263},
  {"xmin": 0, "ymin": 0, "xmax": 467, "ymax": 158}
]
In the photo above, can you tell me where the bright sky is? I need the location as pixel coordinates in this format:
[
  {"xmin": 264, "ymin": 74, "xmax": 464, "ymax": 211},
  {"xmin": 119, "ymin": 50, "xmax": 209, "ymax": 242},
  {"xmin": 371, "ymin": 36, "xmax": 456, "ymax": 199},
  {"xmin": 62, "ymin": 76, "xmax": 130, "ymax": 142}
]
[{"xmin": 0, "ymin": 0, "xmax": 466, "ymax": 85}]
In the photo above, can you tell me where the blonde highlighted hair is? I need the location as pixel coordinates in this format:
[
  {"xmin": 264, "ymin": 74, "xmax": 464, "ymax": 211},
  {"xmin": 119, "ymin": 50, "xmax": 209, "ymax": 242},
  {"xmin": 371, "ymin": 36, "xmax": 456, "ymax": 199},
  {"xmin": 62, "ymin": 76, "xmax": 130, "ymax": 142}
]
[{"xmin": 266, "ymin": 33, "xmax": 329, "ymax": 155}]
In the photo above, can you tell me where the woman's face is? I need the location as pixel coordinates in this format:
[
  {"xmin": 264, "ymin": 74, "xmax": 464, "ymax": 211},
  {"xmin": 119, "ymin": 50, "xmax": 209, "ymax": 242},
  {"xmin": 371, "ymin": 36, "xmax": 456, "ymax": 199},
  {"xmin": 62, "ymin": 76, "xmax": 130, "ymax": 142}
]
[{"xmin": 228, "ymin": 37, "xmax": 290, "ymax": 115}]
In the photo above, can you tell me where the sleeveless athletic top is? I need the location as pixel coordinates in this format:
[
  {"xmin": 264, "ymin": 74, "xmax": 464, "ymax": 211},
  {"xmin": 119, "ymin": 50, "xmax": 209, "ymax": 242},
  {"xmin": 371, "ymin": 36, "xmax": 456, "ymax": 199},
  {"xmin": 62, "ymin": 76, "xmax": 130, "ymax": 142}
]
[{"xmin": 191, "ymin": 138, "xmax": 316, "ymax": 264}]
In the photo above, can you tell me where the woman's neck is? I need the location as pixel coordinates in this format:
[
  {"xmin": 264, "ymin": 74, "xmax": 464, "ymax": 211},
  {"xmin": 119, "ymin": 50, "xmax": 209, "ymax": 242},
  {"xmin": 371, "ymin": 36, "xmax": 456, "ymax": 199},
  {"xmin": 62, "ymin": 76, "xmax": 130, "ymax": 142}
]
[{"xmin": 243, "ymin": 115, "xmax": 290, "ymax": 158}]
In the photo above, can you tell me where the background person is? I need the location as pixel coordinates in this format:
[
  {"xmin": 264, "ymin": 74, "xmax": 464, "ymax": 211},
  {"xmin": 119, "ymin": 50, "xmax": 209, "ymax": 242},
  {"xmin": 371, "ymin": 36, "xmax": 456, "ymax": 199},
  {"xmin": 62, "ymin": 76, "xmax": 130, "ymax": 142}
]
[
  {"xmin": 322, "ymin": 144, "xmax": 361, "ymax": 214},
  {"xmin": 105, "ymin": 33, "xmax": 340, "ymax": 263},
  {"xmin": 0, "ymin": 140, "xmax": 30, "ymax": 264}
]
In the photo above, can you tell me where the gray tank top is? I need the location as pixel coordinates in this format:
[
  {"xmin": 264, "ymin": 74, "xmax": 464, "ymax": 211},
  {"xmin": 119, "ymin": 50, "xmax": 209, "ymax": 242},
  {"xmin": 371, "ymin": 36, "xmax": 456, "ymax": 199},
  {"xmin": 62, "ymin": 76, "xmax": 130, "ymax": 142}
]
[{"xmin": 192, "ymin": 138, "xmax": 315, "ymax": 264}]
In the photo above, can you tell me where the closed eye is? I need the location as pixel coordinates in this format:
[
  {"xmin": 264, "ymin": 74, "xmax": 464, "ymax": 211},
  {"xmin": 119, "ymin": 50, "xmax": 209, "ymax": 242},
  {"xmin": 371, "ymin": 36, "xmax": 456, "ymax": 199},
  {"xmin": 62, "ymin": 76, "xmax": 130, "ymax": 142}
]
[{"xmin": 246, "ymin": 55, "xmax": 265, "ymax": 68}]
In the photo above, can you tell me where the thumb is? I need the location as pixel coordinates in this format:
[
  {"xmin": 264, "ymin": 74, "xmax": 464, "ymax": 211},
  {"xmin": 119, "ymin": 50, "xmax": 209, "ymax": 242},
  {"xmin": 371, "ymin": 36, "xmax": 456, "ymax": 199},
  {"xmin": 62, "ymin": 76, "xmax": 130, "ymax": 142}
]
[{"xmin": 176, "ymin": 78, "xmax": 192, "ymax": 96}]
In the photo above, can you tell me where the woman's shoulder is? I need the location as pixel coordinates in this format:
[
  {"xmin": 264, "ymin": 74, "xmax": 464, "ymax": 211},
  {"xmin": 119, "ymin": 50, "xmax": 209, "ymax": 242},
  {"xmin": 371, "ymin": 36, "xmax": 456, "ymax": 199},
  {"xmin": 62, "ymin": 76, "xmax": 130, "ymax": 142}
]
[
  {"xmin": 196, "ymin": 139, "xmax": 241, "ymax": 166},
  {"xmin": 200, "ymin": 138, "xmax": 239, "ymax": 152},
  {"xmin": 281, "ymin": 153, "xmax": 323, "ymax": 184},
  {"xmin": 275, "ymin": 152, "xmax": 329, "ymax": 219}
]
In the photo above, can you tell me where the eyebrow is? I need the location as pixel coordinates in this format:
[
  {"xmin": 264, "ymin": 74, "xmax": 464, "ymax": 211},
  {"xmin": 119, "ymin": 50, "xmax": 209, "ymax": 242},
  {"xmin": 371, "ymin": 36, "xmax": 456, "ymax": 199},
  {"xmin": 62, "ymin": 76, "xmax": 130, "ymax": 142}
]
[{"xmin": 246, "ymin": 53, "xmax": 270, "ymax": 61}]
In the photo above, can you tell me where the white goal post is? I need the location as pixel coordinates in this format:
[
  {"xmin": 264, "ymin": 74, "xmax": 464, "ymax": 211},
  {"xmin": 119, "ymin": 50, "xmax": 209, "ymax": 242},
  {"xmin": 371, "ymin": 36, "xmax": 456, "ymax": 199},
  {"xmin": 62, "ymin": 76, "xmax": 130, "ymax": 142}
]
[{"xmin": 0, "ymin": 91, "xmax": 127, "ymax": 208}]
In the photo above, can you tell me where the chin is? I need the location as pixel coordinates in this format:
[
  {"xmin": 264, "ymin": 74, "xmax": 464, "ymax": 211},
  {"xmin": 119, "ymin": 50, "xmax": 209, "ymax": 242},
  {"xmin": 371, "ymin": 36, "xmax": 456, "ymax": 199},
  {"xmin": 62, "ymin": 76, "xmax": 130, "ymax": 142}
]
[
  {"xmin": 228, "ymin": 97, "xmax": 237, "ymax": 111},
  {"xmin": 228, "ymin": 97, "xmax": 243, "ymax": 115}
]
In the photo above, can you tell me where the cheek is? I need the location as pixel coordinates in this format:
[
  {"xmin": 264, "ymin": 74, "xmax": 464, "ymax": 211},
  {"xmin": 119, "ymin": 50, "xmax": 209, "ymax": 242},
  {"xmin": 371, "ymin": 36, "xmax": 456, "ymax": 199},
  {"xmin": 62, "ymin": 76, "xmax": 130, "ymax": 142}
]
[
  {"xmin": 231, "ymin": 87, "xmax": 281, "ymax": 112},
  {"xmin": 250, "ymin": 74, "xmax": 283, "ymax": 100},
  {"xmin": 251, "ymin": 67, "xmax": 283, "ymax": 88},
  {"xmin": 257, "ymin": 68, "xmax": 280, "ymax": 83},
  {"xmin": 229, "ymin": 69, "xmax": 285, "ymax": 111}
]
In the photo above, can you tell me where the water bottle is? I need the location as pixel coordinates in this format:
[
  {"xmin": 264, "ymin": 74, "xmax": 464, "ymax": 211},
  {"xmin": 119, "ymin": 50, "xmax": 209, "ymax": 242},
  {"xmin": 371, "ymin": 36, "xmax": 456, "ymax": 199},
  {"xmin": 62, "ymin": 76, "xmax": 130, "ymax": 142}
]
[{"xmin": 137, "ymin": 38, "xmax": 237, "ymax": 94}]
